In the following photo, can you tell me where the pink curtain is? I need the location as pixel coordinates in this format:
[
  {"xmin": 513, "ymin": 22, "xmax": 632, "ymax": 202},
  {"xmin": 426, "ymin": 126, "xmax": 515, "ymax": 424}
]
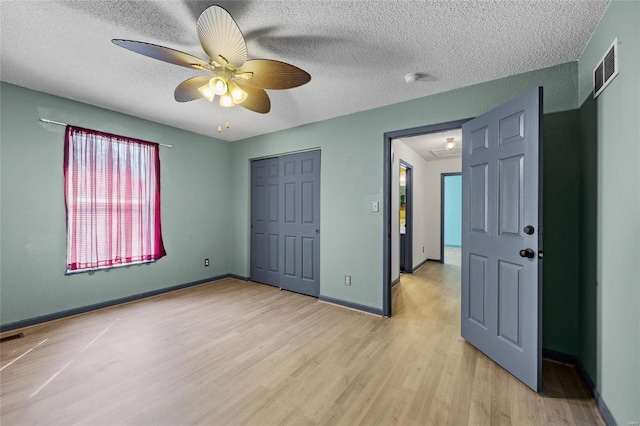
[{"xmin": 64, "ymin": 126, "xmax": 166, "ymax": 272}]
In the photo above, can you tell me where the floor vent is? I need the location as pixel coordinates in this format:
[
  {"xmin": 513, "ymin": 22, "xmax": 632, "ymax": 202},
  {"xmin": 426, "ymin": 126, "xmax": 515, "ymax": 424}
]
[
  {"xmin": 0, "ymin": 332, "xmax": 25, "ymax": 343},
  {"xmin": 593, "ymin": 38, "xmax": 619, "ymax": 99}
]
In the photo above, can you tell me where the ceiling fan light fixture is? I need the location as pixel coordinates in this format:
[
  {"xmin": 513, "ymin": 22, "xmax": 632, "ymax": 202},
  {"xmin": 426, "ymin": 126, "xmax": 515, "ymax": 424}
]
[
  {"xmin": 445, "ymin": 137, "xmax": 456, "ymax": 151},
  {"xmin": 210, "ymin": 77, "xmax": 228, "ymax": 96},
  {"xmin": 113, "ymin": 5, "xmax": 310, "ymax": 122},
  {"xmin": 198, "ymin": 84, "xmax": 215, "ymax": 102}
]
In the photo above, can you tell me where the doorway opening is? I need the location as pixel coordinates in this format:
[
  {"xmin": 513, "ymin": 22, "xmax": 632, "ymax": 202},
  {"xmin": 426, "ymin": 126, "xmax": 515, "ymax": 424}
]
[
  {"xmin": 383, "ymin": 119, "xmax": 470, "ymax": 317},
  {"xmin": 441, "ymin": 173, "xmax": 462, "ymax": 266}
]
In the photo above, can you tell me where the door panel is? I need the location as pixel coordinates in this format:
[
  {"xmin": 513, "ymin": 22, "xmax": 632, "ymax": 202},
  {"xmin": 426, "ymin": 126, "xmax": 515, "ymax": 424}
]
[
  {"xmin": 268, "ymin": 235, "xmax": 279, "ymax": 273},
  {"xmin": 469, "ymin": 163, "xmax": 489, "ymax": 233},
  {"xmin": 302, "ymin": 237, "xmax": 314, "ymax": 279},
  {"xmin": 251, "ymin": 158, "xmax": 280, "ymax": 286},
  {"xmin": 498, "ymin": 155, "xmax": 524, "ymax": 236},
  {"xmin": 468, "ymin": 254, "xmax": 487, "ymax": 326},
  {"xmin": 470, "ymin": 126, "xmax": 489, "ymax": 152},
  {"xmin": 280, "ymin": 150, "xmax": 321, "ymax": 297},
  {"xmin": 462, "ymin": 87, "xmax": 543, "ymax": 391},
  {"xmin": 497, "ymin": 260, "xmax": 523, "ymax": 347},
  {"xmin": 268, "ymin": 184, "xmax": 279, "ymax": 221}
]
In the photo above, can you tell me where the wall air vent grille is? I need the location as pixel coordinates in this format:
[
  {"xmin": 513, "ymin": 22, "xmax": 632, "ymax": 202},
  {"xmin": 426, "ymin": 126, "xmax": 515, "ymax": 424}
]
[{"xmin": 593, "ymin": 37, "xmax": 619, "ymax": 99}]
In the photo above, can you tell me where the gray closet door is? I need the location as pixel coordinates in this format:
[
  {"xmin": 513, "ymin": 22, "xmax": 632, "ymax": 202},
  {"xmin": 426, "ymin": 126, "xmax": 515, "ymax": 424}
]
[
  {"xmin": 279, "ymin": 150, "xmax": 321, "ymax": 297},
  {"xmin": 250, "ymin": 150, "xmax": 320, "ymax": 297},
  {"xmin": 251, "ymin": 157, "xmax": 281, "ymax": 286},
  {"xmin": 461, "ymin": 87, "xmax": 543, "ymax": 391}
]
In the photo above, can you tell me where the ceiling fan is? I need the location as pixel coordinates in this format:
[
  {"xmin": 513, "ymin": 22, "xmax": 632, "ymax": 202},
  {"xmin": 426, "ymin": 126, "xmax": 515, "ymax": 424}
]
[{"xmin": 112, "ymin": 5, "xmax": 310, "ymax": 115}]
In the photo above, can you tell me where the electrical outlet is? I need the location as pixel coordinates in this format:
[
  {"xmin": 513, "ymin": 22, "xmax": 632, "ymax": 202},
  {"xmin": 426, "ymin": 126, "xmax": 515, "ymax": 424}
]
[
  {"xmin": 204, "ymin": 258, "xmax": 209, "ymax": 267},
  {"xmin": 344, "ymin": 275, "xmax": 351, "ymax": 286}
]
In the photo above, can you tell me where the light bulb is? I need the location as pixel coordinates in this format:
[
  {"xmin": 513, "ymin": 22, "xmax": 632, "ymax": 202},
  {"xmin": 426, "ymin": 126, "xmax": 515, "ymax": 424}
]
[
  {"xmin": 445, "ymin": 138, "xmax": 456, "ymax": 151},
  {"xmin": 210, "ymin": 77, "xmax": 227, "ymax": 96},
  {"xmin": 198, "ymin": 84, "xmax": 215, "ymax": 102},
  {"xmin": 219, "ymin": 92, "xmax": 234, "ymax": 108},
  {"xmin": 229, "ymin": 82, "xmax": 247, "ymax": 104}
]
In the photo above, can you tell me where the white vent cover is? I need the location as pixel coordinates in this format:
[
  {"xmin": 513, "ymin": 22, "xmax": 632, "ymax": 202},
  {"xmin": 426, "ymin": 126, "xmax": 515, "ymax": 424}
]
[{"xmin": 593, "ymin": 37, "xmax": 619, "ymax": 99}]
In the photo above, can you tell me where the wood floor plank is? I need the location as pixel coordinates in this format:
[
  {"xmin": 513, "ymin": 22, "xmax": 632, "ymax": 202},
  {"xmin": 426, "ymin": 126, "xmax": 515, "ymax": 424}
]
[{"xmin": 0, "ymin": 269, "xmax": 606, "ymax": 425}]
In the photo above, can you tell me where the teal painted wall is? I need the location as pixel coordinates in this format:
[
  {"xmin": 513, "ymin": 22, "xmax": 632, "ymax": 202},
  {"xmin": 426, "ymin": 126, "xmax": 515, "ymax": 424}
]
[
  {"xmin": 577, "ymin": 1, "xmax": 640, "ymax": 424},
  {"xmin": 443, "ymin": 175, "xmax": 461, "ymax": 247},
  {"xmin": 541, "ymin": 109, "xmax": 581, "ymax": 356},
  {"xmin": 0, "ymin": 82, "xmax": 231, "ymax": 326},
  {"xmin": 578, "ymin": 91, "xmax": 598, "ymax": 389},
  {"xmin": 227, "ymin": 62, "xmax": 581, "ymax": 354}
]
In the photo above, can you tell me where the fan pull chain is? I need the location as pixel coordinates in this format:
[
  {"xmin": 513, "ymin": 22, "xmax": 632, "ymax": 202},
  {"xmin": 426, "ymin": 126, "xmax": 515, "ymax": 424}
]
[{"xmin": 217, "ymin": 121, "xmax": 231, "ymax": 133}]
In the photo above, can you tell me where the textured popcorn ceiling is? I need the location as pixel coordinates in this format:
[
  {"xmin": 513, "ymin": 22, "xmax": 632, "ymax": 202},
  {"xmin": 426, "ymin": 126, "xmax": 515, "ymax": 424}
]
[{"xmin": 0, "ymin": 1, "xmax": 608, "ymax": 142}]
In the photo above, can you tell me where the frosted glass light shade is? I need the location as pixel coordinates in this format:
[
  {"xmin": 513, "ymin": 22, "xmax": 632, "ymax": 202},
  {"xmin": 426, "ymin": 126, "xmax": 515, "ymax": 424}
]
[
  {"xmin": 229, "ymin": 81, "xmax": 247, "ymax": 104},
  {"xmin": 210, "ymin": 77, "xmax": 228, "ymax": 95},
  {"xmin": 198, "ymin": 84, "xmax": 215, "ymax": 102},
  {"xmin": 219, "ymin": 92, "xmax": 234, "ymax": 107}
]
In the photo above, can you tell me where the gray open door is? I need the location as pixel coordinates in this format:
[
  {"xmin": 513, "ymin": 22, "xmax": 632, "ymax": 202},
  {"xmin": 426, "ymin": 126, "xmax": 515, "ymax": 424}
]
[{"xmin": 461, "ymin": 87, "xmax": 543, "ymax": 391}]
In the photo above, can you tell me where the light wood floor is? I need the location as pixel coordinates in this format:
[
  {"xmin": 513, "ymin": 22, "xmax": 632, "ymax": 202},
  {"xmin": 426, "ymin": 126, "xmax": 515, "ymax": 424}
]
[
  {"xmin": 1, "ymin": 263, "xmax": 604, "ymax": 425},
  {"xmin": 444, "ymin": 246, "xmax": 461, "ymax": 266}
]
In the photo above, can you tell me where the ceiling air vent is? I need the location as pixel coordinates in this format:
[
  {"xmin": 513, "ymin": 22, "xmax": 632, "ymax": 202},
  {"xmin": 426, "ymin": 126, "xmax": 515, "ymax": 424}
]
[
  {"xmin": 431, "ymin": 147, "xmax": 462, "ymax": 159},
  {"xmin": 593, "ymin": 38, "xmax": 619, "ymax": 99}
]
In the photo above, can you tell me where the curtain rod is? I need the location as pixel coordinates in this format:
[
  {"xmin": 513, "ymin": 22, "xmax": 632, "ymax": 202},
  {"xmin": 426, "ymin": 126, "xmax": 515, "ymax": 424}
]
[{"xmin": 39, "ymin": 118, "xmax": 173, "ymax": 148}]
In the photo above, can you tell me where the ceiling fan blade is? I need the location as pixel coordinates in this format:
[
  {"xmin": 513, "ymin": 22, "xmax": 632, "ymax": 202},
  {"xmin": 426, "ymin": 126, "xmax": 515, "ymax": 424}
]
[
  {"xmin": 174, "ymin": 76, "xmax": 212, "ymax": 102},
  {"xmin": 237, "ymin": 59, "xmax": 311, "ymax": 90},
  {"xmin": 112, "ymin": 39, "xmax": 211, "ymax": 71},
  {"xmin": 237, "ymin": 83, "xmax": 270, "ymax": 114},
  {"xmin": 197, "ymin": 6, "xmax": 247, "ymax": 69}
]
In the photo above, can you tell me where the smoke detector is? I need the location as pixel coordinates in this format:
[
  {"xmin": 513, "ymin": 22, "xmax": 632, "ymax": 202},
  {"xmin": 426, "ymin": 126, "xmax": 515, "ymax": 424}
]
[{"xmin": 404, "ymin": 72, "xmax": 429, "ymax": 83}]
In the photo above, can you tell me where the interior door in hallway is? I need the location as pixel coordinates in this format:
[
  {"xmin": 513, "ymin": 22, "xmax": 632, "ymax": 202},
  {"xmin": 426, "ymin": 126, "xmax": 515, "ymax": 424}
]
[
  {"xmin": 251, "ymin": 150, "xmax": 321, "ymax": 297},
  {"xmin": 461, "ymin": 87, "xmax": 543, "ymax": 391}
]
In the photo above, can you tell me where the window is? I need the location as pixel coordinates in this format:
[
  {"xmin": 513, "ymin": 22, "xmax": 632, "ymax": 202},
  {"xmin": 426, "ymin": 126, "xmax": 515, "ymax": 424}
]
[{"xmin": 64, "ymin": 126, "xmax": 166, "ymax": 273}]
